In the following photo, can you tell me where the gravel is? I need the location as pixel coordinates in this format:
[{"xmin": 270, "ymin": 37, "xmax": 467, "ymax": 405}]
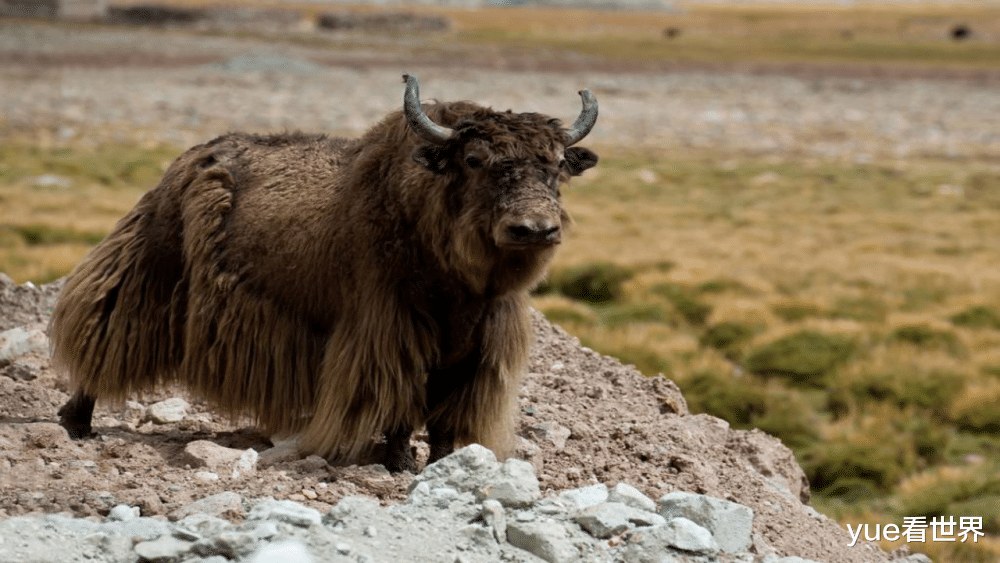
[{"xmin": 3, "ymin": 22, "xmax": 999, "ymax": 161}]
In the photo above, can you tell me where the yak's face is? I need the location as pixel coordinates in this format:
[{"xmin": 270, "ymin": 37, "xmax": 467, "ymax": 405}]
[
  {"xmin": 412, "ymin": 111, "xmax": 598, "ymax": 252},
  {"xmin": 400, "ymin": 76, "xmax": 599, "ymax": 291}
]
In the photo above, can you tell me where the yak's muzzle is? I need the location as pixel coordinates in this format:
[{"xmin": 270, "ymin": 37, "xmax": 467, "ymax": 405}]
[{"xmin": 497, "ymin": 214, "xmax": 562, "ymax": 248}]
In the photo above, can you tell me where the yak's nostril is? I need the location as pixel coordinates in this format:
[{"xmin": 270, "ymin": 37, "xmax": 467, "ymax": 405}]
[{"xmin": 506, "ymin": 223, "xmax": 560, "ymax": 245}]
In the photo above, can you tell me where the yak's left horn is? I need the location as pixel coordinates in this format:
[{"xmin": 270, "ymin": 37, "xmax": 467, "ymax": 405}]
[
  {"xmin": 402, "ymin": 74, "xmax": 455, "ymax": 144},
  {"xmin": 565, "ymin": 89, "xmax": 598, "ymax": 147}
]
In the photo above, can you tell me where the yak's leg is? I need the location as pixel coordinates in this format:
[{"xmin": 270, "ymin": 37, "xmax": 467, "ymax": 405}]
[
  {"xmin": 57, "ymin": 390, "xmax": 96, "ymax": 439},
  {"xmin": 424, "ymin": 350, "xmax": 480, "ymax": 466},
  {"xmin": 382, "ymin": 424, "xmax": 417, "ymax": 473},
  {"xmin": 426, "ymin": 424, "xmax": 455, "ymax": 466}
]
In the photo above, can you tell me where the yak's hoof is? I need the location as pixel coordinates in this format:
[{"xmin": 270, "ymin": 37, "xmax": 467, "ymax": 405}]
[
  {"xmin": 58, "ymin": 417, "xmax": 94, "ymax": 439},
  {"xmin": 57, "ymin": 393, "xmax": 96, "ymax": 439},
  {"xmin": 426, "ymin": 443, "xmax": 455, "ymax": 467},
  {"xmin": 383, "ymin": 447, "xmax": 418, "ymax": 474}
]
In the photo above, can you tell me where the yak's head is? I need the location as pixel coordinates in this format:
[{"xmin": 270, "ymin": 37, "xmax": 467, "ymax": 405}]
[{"xmin": 401, "ymin": 75, "xmax": 598, "ymax": 290}]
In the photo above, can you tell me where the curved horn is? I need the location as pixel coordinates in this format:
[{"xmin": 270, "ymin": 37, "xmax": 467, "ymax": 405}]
[
  {"xmin": 402, "ymin": 74, "xmax": 454, "ymax": 144},
  {"xmin": 564, "ymin": 89, "xmax": 599, "ymax": 147}
]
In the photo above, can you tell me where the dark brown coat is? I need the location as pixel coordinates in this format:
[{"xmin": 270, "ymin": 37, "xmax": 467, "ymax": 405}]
[{"xmin": 49, "ymin": 76, "xmax": 598, "ymax": 470}]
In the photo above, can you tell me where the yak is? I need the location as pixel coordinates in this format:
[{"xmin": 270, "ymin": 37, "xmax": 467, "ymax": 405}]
[{"xmin": 49, "ymin": 74, "xmax": 599, "ymax": 472}]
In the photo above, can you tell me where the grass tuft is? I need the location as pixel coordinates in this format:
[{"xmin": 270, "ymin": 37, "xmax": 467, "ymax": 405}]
[{"xmin": 744, "ymin": 330, "xmax": 854, "ymax": 387}]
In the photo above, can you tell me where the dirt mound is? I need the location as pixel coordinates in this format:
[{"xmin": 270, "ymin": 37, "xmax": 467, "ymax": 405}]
[{"xmin": 0, "ymin": 274, "xmax": 892, "ymax": 562}]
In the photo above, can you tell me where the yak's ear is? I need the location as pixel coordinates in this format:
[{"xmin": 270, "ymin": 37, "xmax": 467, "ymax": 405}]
[
  {"xmin": 412, "ymin": 145, "xmax": 449, "ymax": 174},
  {"xmin": 564, "ymin": 147, "xmax": 599, "ymax": 176}
]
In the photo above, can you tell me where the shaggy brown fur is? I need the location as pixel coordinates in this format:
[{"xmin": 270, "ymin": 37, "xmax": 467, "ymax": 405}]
[{"xmin": 50, "ymin": 87, "xmax": 598, "ymax": 471}]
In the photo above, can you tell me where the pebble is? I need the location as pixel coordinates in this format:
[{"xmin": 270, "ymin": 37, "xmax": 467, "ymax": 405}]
[{"xmin": 146, "ymin": 398, "xmax": 189, "ymax": 424}]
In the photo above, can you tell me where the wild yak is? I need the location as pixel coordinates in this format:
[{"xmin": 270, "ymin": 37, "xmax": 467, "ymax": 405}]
[{"xmin": 49, "ymin": 74, "xmax": 599, "ymax": 472}]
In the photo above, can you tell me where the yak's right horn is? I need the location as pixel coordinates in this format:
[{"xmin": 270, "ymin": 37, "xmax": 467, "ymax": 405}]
[
  {"xmin": 564, "ymin": 89, "xmax": 598, "ymax": 147},
  {"xmin": 402, "ymin": 74, "xmax": 455, "ymax": 144}
]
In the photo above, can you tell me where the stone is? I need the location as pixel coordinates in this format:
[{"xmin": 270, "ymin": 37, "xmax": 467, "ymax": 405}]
[
  {"xmin": 625, "ymin": 518, "xmax": 719, "ymax": 562},
  {"xmin": 182, "ymin": 440, "xmax": 258, "ymax": 479},
  {"xmin": 660, "ymin": 517, "xmax": 719, "ymax": 554},
  {"xmin": 195, "ymin": 531, "xmax": 258, "ymax": 559},
  {"xmin": 146, "ymin": 398, "xmax": 190, "ymax": 424},
  {"xmin": 506, "ymin": 519, "xmax": 579, "ymax": 563},
  {"xmin": 410, "ymin": 444, "xmax": 499, "ymax": 494},
  {"xmin": 0, "ymin": 327, "xmax": 47, "ymax": 364},
  {"xmin": 573, "ymin": 502, "xmax": 667, "ymax": 539},
  {"xmin": 524, "ymin": 421, "xmax": 572, "ymax": 450},
  {"xmin": 249, "ymin": 541, "xmax": 315, "ymax": 563},
  {"xmin": 557, "ymin": 484, "xmax": 608, "ymax": 509},
  {"xmin": 106, "ymin": 504, "xmax": 139, "ymax": 522},
  {"xmin": 134, "ymin": 535, "xmax": 195, "ymax": 563},
  {"xmin": 248, "ymin": 499, "xmax": 322, "ymax": 528},
  {"xmin": 608, "ymin": 483, "xmax": 657, "ymax": 513},
  {"xmin": 176, "ymin": 514, "xmax": 231, "ymax": 540},
  {"xmin": 658, "ymin": 491, "xmax": 754, "ymax": 553},
  {"xmin": 475, "ymin": 458, "xmax": 539, "ymax": 508},
  {"xmin": 480, "ymin": 499, "xmax": 506, "ymax": 543},
  {"xmin": 169, "ymin": 492, "xmax": 245, "ymax": 521},
  {"xmin": 24, "ymin": 423, "xmax": 70, "ymax": 449},
  {"xmin": 258, "ymin": 438, "xmax": 301, "ymax": 467}
]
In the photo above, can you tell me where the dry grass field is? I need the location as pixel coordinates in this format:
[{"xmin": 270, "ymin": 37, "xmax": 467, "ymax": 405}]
[{"xmin": 4, "ymin": 2, "xmax": 1000, "ymax": 560}]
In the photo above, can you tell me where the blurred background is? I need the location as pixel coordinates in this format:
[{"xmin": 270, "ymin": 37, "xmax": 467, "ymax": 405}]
[{"xmin": 2, "ymin": 0, "xmax": 1000, "ymax": 560}]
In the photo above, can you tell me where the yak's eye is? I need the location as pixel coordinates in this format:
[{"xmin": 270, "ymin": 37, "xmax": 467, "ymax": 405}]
[{"xmin": 465, "ymin": 154, "xmax": 483, "ymax": 169}]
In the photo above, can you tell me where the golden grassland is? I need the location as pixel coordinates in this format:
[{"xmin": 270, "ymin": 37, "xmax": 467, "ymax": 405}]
[
  {"xmin": 4, "ymin": 141, "xmax": 1000, "ymax": 559},
  {"xmin": 108, "ymin": 0, "xmax": 1000, "ymax": 70}
]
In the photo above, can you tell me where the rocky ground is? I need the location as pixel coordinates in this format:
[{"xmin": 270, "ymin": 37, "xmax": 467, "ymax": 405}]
[
  {"xmin": 0, "ymin": 18, "xmax": 976, "ymax": 562},
  {"xmin": 1, "ymin": 271, "xmax": 907, "ymax": 562}
]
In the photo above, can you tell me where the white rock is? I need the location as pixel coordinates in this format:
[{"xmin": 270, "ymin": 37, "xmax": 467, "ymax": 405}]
[
  {"xmin": 481, "ymin": 499, "xmax": 506, "ymax": 543},
  {"xmin": 608, "ymin": 483, "xmax": 657, "ymax": 513},
  {"xmin": 0, "ymin": 327, "xmax": 47, "ymax": 364},
  {"xmin": 105, "ymin": 504, "xmax": 139, "ymax": 522},
  {"xmin": 557, "ymin": 484, "xmax": 608, "ymax": 509},
  {"xmin": 134, "ymin": 536, "xmax": 194, "ymax": 563},
  {"xmin": 658, "ymin": 491, "xmax": 754, "ymax": 554},
  {"xmin": 506, "ymin": 519, "xmax": 579, "ymax": 563},
  {"xmin": 248, "ymin": 499, "xmax": 321, "ymax": 528},
  {"xmin": 661, "ymin": 517, "xmax": 719, "ymax": 554},
  {"xmin": 475, "ymin": 458, "xmax": 539, "ymax": 508},
  {"xmin": 249, "ymin": 541, "xmax": 314, "ymax": 563},
  {"xmin": 146, "ymin": 398, "xmax": 189, "ymax": 424}
]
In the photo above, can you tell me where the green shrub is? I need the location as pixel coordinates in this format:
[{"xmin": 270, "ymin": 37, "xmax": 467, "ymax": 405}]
[
  {"xmin": 682, "ymin": 370, "xmax": 820, "ymax": 449},
  {"xmin": 949, "ymin": 382, "xmax": 1000, "ymax": 433},
  {"xmin": 827, "ymin": 296, "xmax": 888, "ymax": 323},
  {"xmin": 744, "ymin": 330, "xmax": 854, "ymax": 387},
  {"xmin": 949, "ymin": 495, "xmax": 1000, "ymax": 534},
  {"xmin": 753, "ymin": 390, "xmax": 823, "ymax": 450},
  {"xmin": 803, "ymin": 442, "xmax": 902, "ymax": 493},
  {"xmin": 8, "ymin": 224, "xmax": 106, "ymax": 246},
  {"xmin": 593, "ymin": 344, "xmax": 671, "ymax": 377},
  {"xmin": 696, "ymin": 278, "xmax": 747, "ymax": 294},
  {"xmin": 951, "ymin": 305, "xmax": 1000, "ymax": 330},
  {"xmin": 890, "ymin": 324, "xmax": 962, "ymax": 356},
  {"xmin": 652, "ymin": 283, "xmax": 712, "ymax": 325},
  {"xmin": 540, "ymin": 305, "xmax": 594, "ymax": 327},
  {"xmin": 602, "ymin": 302, "xmax": 672, "ymax": 328},
  {"xmin": 549, "ymin": 262, "xmax": 633, "ymax": 304},
  {"xmin": 848, "ymin": 368, "xmax": 966, "ymax": 418},
  {"xmin": 682, "ymin": 370, "xmax": 767, "ymax": 426},
  {"xmin": 699, "ymin": 321, "xmax": 758, "ymax": 360},
  {"xmin": 771, "ymin": 302, "xmax": 820, "ymax": 322}
]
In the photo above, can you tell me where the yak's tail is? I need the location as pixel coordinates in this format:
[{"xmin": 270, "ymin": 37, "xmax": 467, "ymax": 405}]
[{"xmin": 48, "ymin": 151, "xmax": 200, "ymax": 402}]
